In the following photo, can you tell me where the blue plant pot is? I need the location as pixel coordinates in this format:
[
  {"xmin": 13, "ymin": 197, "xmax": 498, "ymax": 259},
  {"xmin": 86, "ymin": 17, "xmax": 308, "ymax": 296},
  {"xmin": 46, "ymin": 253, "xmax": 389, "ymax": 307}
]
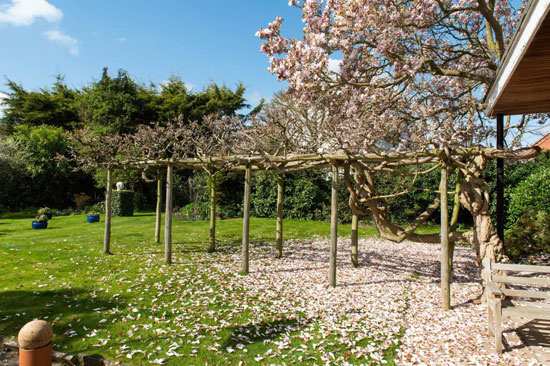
[
  {"xmin": 32, "ymin": 221, "xmax": 48, "ymax": 230},
  {"xmin": 87, "ymin": 215, "xmax": 100, "ymax": 223}
]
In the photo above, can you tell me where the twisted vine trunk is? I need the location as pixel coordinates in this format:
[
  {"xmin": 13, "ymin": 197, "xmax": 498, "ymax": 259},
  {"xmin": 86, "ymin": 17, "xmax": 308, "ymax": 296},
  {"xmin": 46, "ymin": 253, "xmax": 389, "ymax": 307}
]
[{"xmin": 458, "ymin": 156, "xmax": 506, "ymax": 299}]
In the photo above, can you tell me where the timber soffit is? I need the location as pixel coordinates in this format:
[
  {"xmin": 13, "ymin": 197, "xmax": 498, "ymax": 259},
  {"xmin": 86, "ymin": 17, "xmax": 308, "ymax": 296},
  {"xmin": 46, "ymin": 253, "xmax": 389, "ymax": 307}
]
[{"xmin": 484, "ymin": 0, "xmax": 550, "ymax": 117}]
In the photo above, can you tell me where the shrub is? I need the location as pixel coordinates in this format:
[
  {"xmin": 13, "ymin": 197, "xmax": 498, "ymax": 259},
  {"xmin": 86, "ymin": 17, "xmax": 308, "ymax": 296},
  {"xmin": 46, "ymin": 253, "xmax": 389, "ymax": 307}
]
[
  {"xmin": 73, "ymin": 193, "xmax": 92, "ymax": 209},
  {"xmin": 508, "ymin": 167, "xmax": 550, "ymax": 226},
  {"xmin": 35, "ymin": 213, "xmax": 49, "ymax": 223},
  {"xmin": 37, "ymin": 207, "xmax": 52, "ymax": 219},
  {"xmin": 251, "ymin": 170, "xmax": 341, "ymax": 222},
  {"xmin": 54, "ymin": 208, "xmax": 72, "ymax": 217},
  {"xmin": 505, "ymin": 210, "xmax": 550, "ymax": 260},
  {"xmin": 175, "ymin": 202, "xmax": 209, "ymax": 221},
  {"xmin": 133, "ymin": 191, "xmax": 149, "ymax": 212},
  {"xmin": 1, "ymin": 210, "xmax": 37, "ymax": 219},
  {"xmin": 111, "ymin": 190, "xmax": 134, "ymax": 217}
]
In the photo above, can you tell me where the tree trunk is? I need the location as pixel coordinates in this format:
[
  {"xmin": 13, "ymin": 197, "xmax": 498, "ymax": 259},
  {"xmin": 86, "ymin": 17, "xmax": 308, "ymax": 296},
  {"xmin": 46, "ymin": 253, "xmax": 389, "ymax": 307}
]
[
  {"xmin": 164, "ymin": 165, "xmax": 173, "ymax": 265},
  {"xmin": 440, "ymin": 164, "xmax": 451, "ymax": 311},
  {"xmin": 276, "ymin": 173, "xmax": 284, "ymax": 258},
  {"xmin": 329, "ymin": 165, "xmax": 338, "ymax": 287},
  {"xmin": 351, "ymin": 213, "xmax": 359, "ymax": 268},
  {"xmin": 208, "ymin": 175, "xmax": 216, "ymax": 253},
  {"xmin": 155, "ymin": 177, "xmax": 162, "ymax": 243},
  {"xmin": 103, "ymin": 169, "xmax": 112, "ymax": 255},
  {"xmin": 241, "ymin": 166, "xmax": 252, "ymax": 274},
  {"xmin": 459, "ymin": 156, "xmax": 506, "ymax": 299}
]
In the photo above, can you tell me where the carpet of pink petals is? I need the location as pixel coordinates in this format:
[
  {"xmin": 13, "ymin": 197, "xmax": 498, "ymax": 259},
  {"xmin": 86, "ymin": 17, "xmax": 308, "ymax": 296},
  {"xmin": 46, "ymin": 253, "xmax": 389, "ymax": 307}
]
[{"xmin": 212, "ymin": 237, "xmax": 547, "ymax": 365}]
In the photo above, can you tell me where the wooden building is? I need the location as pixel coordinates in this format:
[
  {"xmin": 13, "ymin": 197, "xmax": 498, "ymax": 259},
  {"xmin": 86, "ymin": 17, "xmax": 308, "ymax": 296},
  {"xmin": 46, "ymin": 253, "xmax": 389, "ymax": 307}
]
[{"xmin": 485, "ymin": 0, "xmax": 550, "ymax": 238}]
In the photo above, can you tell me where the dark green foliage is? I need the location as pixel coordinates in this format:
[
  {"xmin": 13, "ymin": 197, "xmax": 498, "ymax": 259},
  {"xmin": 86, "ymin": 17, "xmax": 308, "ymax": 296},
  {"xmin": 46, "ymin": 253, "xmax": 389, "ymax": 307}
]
[
  {"xmin": 77, "ymin": 68, "xmax": 156, "ymax": 134},
  {"xmin": 175, "ymin": 202, "xmax": 210, "ymax": 221},
  {"xmin": 484, "ymin": 151, "xmax": 550, "ymax": 226},
  {"xmin": 252, "ymin": 170, "xmax": 336, "ymax": 222},
  {"xmin": 381, "ymin": 168, "xmax": 440, "ymax": 224},
  {"xmin": 155, "ymin": 76, "xmax": 247, "ymax": 122},
  {"xmin": 0, "ymin": 76, "xmax": 79, "ymax": 134},
  {"xmin": 133, "ymin": 191, "xmax": 150, "ymax": 212},
  {"xmin": 111, "ymin": 190, "xmax": 135, "ymax": 217},
  {"xmin": 505, "ymin": 210, "xmax": 550, "ymax": 259},
  {"xmin": 12, "ymin": 124, "xmax": 67, "ymax": 176},
  {"xmin": 0, "ymin": 210, "xmax": 37, "ymax": 219},
  {"xmin": 0, "ymin": 69, "xmax": 249, "ymax": 212},
  {"xmin": 2, "ymin": 126, "xmax": 99, "ymax": 210},
  {"xmin": 508, "ymin": 167, "xmax": 550, "ymax": 226}
]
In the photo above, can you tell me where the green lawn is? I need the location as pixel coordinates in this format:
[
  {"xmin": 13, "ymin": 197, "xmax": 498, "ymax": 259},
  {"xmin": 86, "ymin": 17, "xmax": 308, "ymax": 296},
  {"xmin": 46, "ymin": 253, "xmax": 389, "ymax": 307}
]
[{"xmin": 0, "ymin": 213, "xmax": 439, "ymax": 365}]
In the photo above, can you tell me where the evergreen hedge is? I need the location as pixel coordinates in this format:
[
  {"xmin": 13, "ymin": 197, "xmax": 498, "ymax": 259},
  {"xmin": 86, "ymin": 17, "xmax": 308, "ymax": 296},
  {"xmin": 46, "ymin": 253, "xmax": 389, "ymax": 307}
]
[{"xmin": 112, "ymin": 190, "xmax": 134, "ymax": 217}]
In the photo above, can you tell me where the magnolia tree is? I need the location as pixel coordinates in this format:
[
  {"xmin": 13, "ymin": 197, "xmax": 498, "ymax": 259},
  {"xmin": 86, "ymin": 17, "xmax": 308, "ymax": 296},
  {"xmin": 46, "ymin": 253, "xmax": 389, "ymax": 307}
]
[{"xmin": 257, "ymin": 0, "xmax": 541, "ymax": 283}]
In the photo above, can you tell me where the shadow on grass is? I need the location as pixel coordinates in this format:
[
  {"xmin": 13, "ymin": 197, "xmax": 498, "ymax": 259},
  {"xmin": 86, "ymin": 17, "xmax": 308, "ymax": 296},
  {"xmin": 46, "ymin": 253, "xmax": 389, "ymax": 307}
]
[
  {"xmin": 222, "ymin": 317, "xmax": 314, "ymax": 350},
  {"xmin": 0, "ymin": 289, "xmax": 126, "ymax": 350}
]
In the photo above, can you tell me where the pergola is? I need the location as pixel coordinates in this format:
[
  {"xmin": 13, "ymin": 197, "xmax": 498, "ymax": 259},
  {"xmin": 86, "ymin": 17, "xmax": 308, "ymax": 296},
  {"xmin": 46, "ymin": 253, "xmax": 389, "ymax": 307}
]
[
  {"xmin": 485, "ymin": 0, "xmax": 550, "ymax": 239},
  {"xmin": 93, "ymin": 0, "xmax": 550, "ymax": 310},
  {"xmin": 101, "ymin": 146, "xmax": 537, "ymax": 310}
]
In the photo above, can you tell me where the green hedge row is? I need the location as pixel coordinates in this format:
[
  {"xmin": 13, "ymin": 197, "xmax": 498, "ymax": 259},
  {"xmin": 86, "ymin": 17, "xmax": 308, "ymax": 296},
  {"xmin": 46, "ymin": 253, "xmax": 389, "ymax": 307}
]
[{"xmin": 112, "ymin": 190, "xmax": 134, "ymax": 217}]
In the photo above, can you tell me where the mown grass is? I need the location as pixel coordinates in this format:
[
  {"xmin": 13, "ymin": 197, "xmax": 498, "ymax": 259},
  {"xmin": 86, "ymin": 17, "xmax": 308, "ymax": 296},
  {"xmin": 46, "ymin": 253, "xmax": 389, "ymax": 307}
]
[{"xmin": 0, "ymin": 213, "xmax": 438, "ymax": 364}]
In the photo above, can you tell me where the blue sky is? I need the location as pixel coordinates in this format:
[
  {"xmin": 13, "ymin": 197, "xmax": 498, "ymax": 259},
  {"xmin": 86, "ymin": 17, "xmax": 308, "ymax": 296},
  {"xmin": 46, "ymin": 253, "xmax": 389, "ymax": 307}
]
[{"xmin": 0, "ymin": 0, "xmax": 304, "ymax": 109}]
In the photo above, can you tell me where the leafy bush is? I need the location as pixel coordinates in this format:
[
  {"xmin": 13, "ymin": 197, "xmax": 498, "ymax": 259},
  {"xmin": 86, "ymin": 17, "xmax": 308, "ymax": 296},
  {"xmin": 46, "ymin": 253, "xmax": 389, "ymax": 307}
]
[
  {"xmin": 174, "ymin": 202, "xmax": 209, "ymax": 221},
  {"xmin": 84, "ymin": 204, "xmax": 102, "ymax": 214},
  {"xmin": 54, "ymin": 208, "xmax": 72, "ymax": 217},
  {"xmin": 252, "ymin": 170, "xmax": 342, "ymax": 222},
  {"xmin": 37, "ymin": 207, "xmax": 53, "ymax": 219},
  {"xmin": 1, "ymin": 210, "xmax": 37, "ymax": 219},
  {"xmin": 508, "ymin": 167, "xmax": 550, "ymax": 226},
  {"xmin": 505, "ymin": 210, "xmax": 550, "ymax": 259},
  {"xmin": 133, "ymin": 191, "xmax": 149, "ymax": 212},
  {"xmin": 111, "ymin": 190, "xmax": 134, "ymax": 217},
  {"xmin": 73, "ymin": 193, "xmax": 92, "ymax": 209},
  {"xmin": 35, "ymin": 214, "xmax": 49, "ymax": 223},
  {"xmin": 485, "ymin": 151, "xmax": 550, "ymax": 225}
]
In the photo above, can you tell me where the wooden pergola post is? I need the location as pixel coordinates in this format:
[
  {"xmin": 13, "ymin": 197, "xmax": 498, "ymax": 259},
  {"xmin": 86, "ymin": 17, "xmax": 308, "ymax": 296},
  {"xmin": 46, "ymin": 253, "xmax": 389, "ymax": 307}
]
[
  {"xmin": 329, "ymin": 164, "xmax": 339, "ymax": 287},
  {"xmin": 208, "ymin": 175, "xmax": 217, "ymax": 253},
  {"xmin": 275, "ymin": 172, "xmax": 284, "ymax": 258},
  {"xmin": 440, "ymin": 163, "xmax": 451, "ymax": 310},
  {"xmin": 164, "ymin": 164, "xmax": 174, "ymax": 265},
  {"xmin": 155, "ymin": 177, "xmax": 163, "ymax": 243},
  {"xmin": 103, "ymin": 168, "xmax": 112, "ymax": 255},
  {"xmin": 496, "ymin": 113, "xmax": 505, "ymax": 241},
  {"xmin": 350, "ymin": 213, "xmax": 359, "ymax": 268},
  {"xmin": 241, "ymin": 165, "xmax": 252, "ymax": 274}
]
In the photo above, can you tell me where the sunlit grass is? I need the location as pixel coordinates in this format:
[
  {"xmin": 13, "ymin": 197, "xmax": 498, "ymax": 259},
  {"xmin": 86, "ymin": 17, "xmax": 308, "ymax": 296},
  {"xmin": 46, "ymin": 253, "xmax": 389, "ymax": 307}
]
[{"xmin": 0, "ymin": 213, "xmax": 434, "ymax": 364}]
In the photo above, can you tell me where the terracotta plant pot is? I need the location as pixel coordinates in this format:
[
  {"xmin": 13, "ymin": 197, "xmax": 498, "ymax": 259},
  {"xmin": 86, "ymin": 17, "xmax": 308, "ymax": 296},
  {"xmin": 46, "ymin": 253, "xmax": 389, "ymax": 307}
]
[{"xmin": 19, "ymin": 343, "xmax": 52, "ymax": 366}]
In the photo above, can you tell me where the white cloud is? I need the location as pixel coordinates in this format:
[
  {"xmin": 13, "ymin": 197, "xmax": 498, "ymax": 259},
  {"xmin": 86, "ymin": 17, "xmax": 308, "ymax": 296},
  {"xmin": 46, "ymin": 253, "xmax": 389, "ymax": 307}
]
[
  {"xmin": 328, "ymin": 58, "xmax": 341, "ymax": 74},
  {"xmin": 117, "ymin": 37, "xmax": 127, "ymax": 43},
  {"xmin": 44, "ymin": 29, "xmax": 79, "ymax": 55},
  {"xmin": 0, "ymin": 92, "xmax": 7, "ymax": 117},
  {"xmin": 0, "ymin": 0, "xmax": 62, "ymax": 26}
]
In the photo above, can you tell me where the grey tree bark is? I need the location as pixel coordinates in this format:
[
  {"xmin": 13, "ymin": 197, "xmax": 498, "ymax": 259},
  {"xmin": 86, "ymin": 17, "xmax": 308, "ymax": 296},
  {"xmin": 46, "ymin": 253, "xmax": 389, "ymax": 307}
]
[
  {"xmin": 164, "ymin": 165, "xmax": 173, "ymax": 265},
  {"xmin": 103, "ymin": 169, "xmax": 113, "ymax": 255}
]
